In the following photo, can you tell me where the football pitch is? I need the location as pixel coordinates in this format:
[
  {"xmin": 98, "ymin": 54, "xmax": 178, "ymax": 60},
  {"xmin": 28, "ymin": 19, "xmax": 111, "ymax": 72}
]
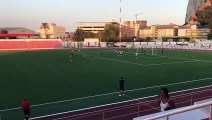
[{"xmin": 0, "ymin": 49, "xmax": 212, "ymax": 120}]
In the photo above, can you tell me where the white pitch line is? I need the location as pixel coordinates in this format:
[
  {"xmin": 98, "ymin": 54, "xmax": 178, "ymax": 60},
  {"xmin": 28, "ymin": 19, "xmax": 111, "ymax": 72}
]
[
  {"xmin": 83, "ymin": 54, "xmax": 200, "ymax": 67},
  {"xmin": 126, "ymin": 77, "xmax": 212, "ymax": 92},
  {"xmin": 1, "ymin": 77, "xmax": 212, "ymax": 113},
  {"xmin": 84, "ymin": 50, "xmax": 212, "ymax": 63},
  {"xmin": 30, "ymin": 84, "xmax": 212, "ymax": 120},
  {"xmin": 125, "ymin": 50, "xmax": 212, "ymax": 63},
  {"xmin": 153, "ymin": 54, "xmax": 212, "ymax": 63},
  {"xmin": 0, "ymin": 91, "xmax": 119, "ymax": 112},
  {"xmin": 0, "ymin": 52, "xmax": 209, "ymax": 112}
]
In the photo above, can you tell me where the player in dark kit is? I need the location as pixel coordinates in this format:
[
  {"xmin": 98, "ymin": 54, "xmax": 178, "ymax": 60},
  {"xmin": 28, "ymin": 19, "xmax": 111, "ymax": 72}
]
[
  {"xmin": 143, "ymin": 49, "xmax": 146, "ymax": 55},
  {"xmin": 70, "ymin": 50, "xmax": 74, "ymax": 62},
  {"xmin": 119, "ymin": 77, "xmax": 125, "ymax": 96}
]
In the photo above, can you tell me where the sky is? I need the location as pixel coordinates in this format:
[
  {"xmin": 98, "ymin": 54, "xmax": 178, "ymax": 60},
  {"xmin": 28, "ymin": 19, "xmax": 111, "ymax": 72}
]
[{"xmin": 0, "ymin": 0, "xmax": 189, "ymax": 32}]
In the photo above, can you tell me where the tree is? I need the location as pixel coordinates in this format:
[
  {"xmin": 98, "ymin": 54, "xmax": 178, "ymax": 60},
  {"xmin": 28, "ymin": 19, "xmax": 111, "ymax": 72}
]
[
  {"xmin": 104, "ymin": 24, "xmax": 119, "ymax": 42},
  {"xmin": 40, "ymin": 23, "xmax": 50, "ymax": 39},
  {"xmin": 84, "ymin": 32, "xmax": 96, "ymax": 38},
  {"xmin": 0, "ymin": 29, "xmax": 8, "ymax": 39},
  {"xmin": 1, "ymin": 29, "xmax": 8, "ymax": 34},
  {"xmin": 96, "ymin": 31, "xmax": 104, "ymax": 42},
  {"xmin": 145, "ymin": 37, "xmax": 152, "ymax": 42},
  {"xmin": 209, "ymin": 22, "xmax": 212, "ymax": 29},
  {"xmin": 122, "ymin": 36, "xmax": 134, "ymax": 42},
  {"xmin": 72, "ymin": 29, "xmax": 85, "ymax": 41},
  {"xmin": 208, "ymin": 33, "xmax": 212, "ymax": 40}
]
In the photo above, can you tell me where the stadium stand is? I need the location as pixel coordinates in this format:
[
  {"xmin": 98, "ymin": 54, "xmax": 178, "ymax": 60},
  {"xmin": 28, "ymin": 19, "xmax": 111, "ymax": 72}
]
[
  {"xmin": 0, "ymin": 41, "xmax": 28, "ymax": 49},
  {"xmin": 0, "ymin": 39, "xmax": 63, "ymax": 50}
]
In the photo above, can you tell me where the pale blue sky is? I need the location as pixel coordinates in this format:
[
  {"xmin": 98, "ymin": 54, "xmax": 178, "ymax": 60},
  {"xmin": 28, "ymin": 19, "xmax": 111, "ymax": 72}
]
[{"xmin": 0, "ymin": 0, "xmax": 188, "ymax": 32}]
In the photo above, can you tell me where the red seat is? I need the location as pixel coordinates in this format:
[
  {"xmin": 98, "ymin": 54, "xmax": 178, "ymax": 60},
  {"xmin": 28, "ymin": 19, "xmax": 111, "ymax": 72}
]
[{"xmin": 0, "ymin": 40, "xmax": 63, "ymax": 50}]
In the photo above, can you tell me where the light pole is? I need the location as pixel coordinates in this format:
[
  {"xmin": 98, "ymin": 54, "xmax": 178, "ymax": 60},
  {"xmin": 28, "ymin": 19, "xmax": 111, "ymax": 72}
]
[
  {"xmin": 119, "ymin": 0, "xmax": 122, "ymax": 42},
  {"xmin": 162, "ymin": 39, "xmax": 164, "ymax": 55}
]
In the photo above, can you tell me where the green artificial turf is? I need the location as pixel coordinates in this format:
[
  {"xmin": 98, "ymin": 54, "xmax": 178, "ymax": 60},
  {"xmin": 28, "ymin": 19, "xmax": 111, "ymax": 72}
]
[{"xmin": 0, "ymin": 49, "xmax": 212, "ymax": 120}]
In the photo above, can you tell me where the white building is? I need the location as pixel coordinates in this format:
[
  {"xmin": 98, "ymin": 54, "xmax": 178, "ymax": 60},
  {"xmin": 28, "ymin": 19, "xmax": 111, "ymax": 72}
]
[
  {"xmin": 39, "ymin": 23, "xmax": 65, "ymax": 39},
  {"xmin": 76, "ymin": 20, "xmax": 135, "ymax": 38},
  {"xmin": 77, "ymin": 22, "xmax": 106, "ymax": 33}
]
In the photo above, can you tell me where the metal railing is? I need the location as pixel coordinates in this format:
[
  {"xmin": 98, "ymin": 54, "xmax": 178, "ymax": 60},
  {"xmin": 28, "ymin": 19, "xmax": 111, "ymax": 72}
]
[{"xmin": 145, "ymin": 101, "xmax": 212, "ymax": 120}]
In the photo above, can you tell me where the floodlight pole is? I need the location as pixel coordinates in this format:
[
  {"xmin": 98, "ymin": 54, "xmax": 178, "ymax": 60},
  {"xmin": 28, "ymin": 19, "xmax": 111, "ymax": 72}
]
[
  {"xmin": 119, "ymin": 0, "xmax": 122, "ymax": 42},
  {"xmin": 162, "ymin": 39, "xmax": 164, "ymax": 55}
]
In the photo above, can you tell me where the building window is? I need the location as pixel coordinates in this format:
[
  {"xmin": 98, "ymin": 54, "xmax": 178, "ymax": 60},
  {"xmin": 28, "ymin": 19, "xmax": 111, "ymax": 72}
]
[{"xmin": 174, "ymin": 28, "xmax": 178, "ymax": 36}]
